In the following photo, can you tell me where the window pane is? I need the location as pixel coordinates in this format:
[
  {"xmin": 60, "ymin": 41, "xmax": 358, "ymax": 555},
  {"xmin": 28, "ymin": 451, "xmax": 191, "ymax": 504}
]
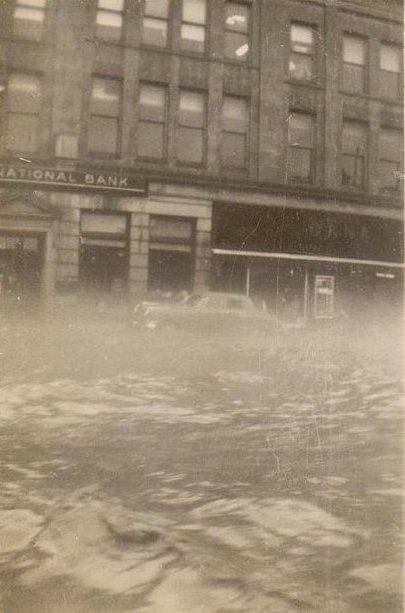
[
  {"xmin": 8, "ymin": 74, "xmax": 41, "ymax": 113},
  {"xmin": 289, "ymin": 53, "xmax": 313, "ymax": 80},
  {"xmin": 183, "ymin": 0, "xmax": 206, "ymax": 24},
  {"xmin": 342, "ymin": 154, "xmax": 363, "ymax": 186},
  {"xmin": 342, "ymin": 64, "xmax": 364, "ymax": 93},
  {"xmin": 225, "ymin": 3, "xmax": 249, "ymax": 32},
  {"xmin": 81, "ymin": 212, "xmax": 127, "ymax": 234},
  {"xmin": 142, "ymin": 17, "xmax": 167, "ymax": 46},
  {"xmin": 343, "ymin": 36, "xmax": 366, "ymax": 65},
  {"xmin": 288, "ymin": 148, "xmax": 312, "ymax": 180},
  {"xmin": 225, "ymin": 31, "xmax": 248, "ymax": 60},
  {"xmin": 137, "ymin": 122, "xmax": 164, "ymax": 158},
  {"xmin": 88, "ymin": 116, "xmax": 118, "ymax": 153},
  {"xmin": 379, "ymin": 160, "xmax": 400, "ymax": 190},
  {"xmin": 17, "ymin": 0, "xmax": 45, "ymax": 7},
  {"xmin": 380, "ymin": 129, "xmax": 401, "ymax": 161},
  {"xmin": 342, "ymin": 122, "xmax": 366, "ymax": 154},
  {"xmin": 178, "ymin": 127, "xmax": 203, "ymax": 162},
  {"xmin": 380, "ymin": 44, "xmax": 401, "ymax": 72},
  {"xmin": 291, "ymin": 24, "xmax": 313, "ymax": 46},
  {"xmin": 91, "ymin": 79, "xmax": 120, "ymax": 116},
  {"xmin": 144, "ymin": 0, "xmax": 169, "ymax": 18},
  {"xmin": 289, "ymin": 114, "xmax": 313, "ymax": 147},
  {"xmin": 96, "ymin": 11, "xmax": 122, "ymax": 38},
  {"xmin": 179, "ymin": 91, "xmax": 204, "ymax": 127},
  {"xmin": 150, "ymin": 217, "xmax": 193, "ymax": 241},
  {"xmin": 223, "ymin": 97, "xmax": 247, "ymax": 132},
  {"xmin": 140, "ymin": 84, "xmax": 165, "ymax": 121},
  {"xmin": 7, "ymin": 114, "xmax": 39, "ymax": 152},
  {"xmin": 379, "ymin": 70, "xmax": 400, "ymax": 99},
  {"xmin": 181, "ymin": 24, "xmax": 205, "ymax": 52},
  {"xmin": 14, "ymin": 7, "xmax": 44, "ymax": 38},
  {"xmin": 99, "ymin": 0, "xmax": 124, "ymax": 9},
  {"xmin": 221, "ymin": 132, "xmax": 246, "ymax": 168}
]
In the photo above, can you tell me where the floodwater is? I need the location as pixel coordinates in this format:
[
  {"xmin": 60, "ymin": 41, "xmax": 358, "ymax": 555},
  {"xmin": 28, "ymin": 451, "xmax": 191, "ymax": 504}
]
[{"xmin": 0, "ymin": 315, "xmax": 403, "ymax": 612}]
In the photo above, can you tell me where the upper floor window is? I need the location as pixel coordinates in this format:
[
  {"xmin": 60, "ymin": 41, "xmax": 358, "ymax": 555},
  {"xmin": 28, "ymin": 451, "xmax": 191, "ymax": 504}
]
[
  {"xmin": 287, "ymin": 112, "xmax": 314, "ymax": 182},
  {"xmin": 88, "ymin": 77, "xmax": 121, "ymax": 155},
  {"xmin": 181, "ymin": 0, "xmax": 206, "ymax": 53},
  {"xmin": 177, "ymin": 90, "xmax": 206, "ymax": 164},
  {"xmin": 379, "ymin": 128, "xmax": 402, "ymax": 193},
  {"xmin": 379, "ymin": 44, "xmax": 402, "ymax": 100},
  {"xmin": 142, "ymin": 0, "xmax": 170, "ymax": 48},
  {"xmin": 342, "ymin": 35, "xmax": 367, "ymax": 94},
  {"xmin": 289, "ymin": 24, "xmax": 315, "ymax": 81},
  {"xmin": 221, "ymin": 96, "xmax": 249, "ymax": 169},
  {"xmin": 6, "ymin": 74, "xmax": 42, "ymax": 153},
  {"xmin": 224, "ymin": 2, "xmax": 250, "ymax": 61},
  {"xmin": 341, "ymin": 120, "xmax": 367, "ymax": 187},
  {"xmin": 13, "ymin": 0, "xmax": 46, "ymax": 40},
  {"xmin": 96, "ymin": 0, "xmax": 124, "ymax": 40},
  {"xmin": 138, "ymin": 83, "xmax": 167, "ymax": 160}
]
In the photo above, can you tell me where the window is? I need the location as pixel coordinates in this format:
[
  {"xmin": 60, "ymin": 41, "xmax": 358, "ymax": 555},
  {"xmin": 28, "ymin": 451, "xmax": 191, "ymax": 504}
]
[
  {"xmin": 13, "ymin": 0, "xmax": 46, "ymax": 40},
  {"xmin": 138, "ymin": 84, "xmax": 167, "ymax": 160},
  {"xmin": 6, "ymin": 74, "xmax": 42, "ymax": 153},
  {"xmin": 341, "ymin": 120, "xmax": 367, "ymax": 187},
  {"xmin": 142, "ymin": 0, "xmax": 170, "ymax": 47},
  {"xmin": 177, "ymin": 90, "xmax": 206, "ymax": 164},
  {"xmin": 181, "ymin": 0, "xmax": 206, "ymax": 53},
  {"xmin": 149, "ymin": 216, "xmax": 195, "ymax": 292},
  {"xmin": 96, "ymin": 0, "xmax": 124, "ymax": 40},
  {"xmin": 289, "ymin": 24, "xmax": 315, "ymax": 81},
  {"xmin": 342, "ymin": 35, "xmax": 367, "ymax": 93},
  {"xmin": 80, "ymin": 212, "xmax": 128, "ymax": 292},
  {"xmin": 379, "ymin": 128, "xmax": 402, "ymax": 192},
  {"xmin": 88, "ymin": 78, "xmax": 121, "ymax": 155},
  {"xmin": 314, "ymin": 276, "xmax": 334, "ymax": 319},
  {"xmin": 379, "ymin": 44, "xmax": 401, "ymax": 99},
  {"xmin": 221, "ymin": 96, "xmax": 249, "ymax": 169},
  {"xmin": 287, "ymin": 112, "xmax": 314, "ymax": 182},
  {"xmin": 224, "ymin": 2, "xmax": 250, "ymax": 61}
]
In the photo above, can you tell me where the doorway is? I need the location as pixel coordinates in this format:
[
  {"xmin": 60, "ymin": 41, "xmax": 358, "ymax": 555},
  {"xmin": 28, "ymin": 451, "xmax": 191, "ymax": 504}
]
[{"xmin": 0, "ymin": 232, "xmax": 44, "ymax": 312}]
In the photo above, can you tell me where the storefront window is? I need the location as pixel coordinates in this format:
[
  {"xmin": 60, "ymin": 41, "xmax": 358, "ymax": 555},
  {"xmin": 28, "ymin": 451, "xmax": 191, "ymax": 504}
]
[
  {"xmin": 79, "ymin": 212, "xmax": 128, "ymax": 292},
  {"xmin": 148, "ymin": 216, "xmax": 195, "ymax": 292}
]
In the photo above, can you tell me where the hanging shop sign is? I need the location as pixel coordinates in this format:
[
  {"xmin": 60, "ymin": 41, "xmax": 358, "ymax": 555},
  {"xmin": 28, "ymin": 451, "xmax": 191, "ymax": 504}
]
[{"xmin": 0, "ymin": 164, "xmax": 147, "ymax": 195}]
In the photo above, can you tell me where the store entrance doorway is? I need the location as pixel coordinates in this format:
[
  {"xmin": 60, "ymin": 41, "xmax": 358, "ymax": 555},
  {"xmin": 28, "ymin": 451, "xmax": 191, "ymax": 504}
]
[{"xmin": 0, "ymin": 232, "xmax": 44, "ymax": 312}]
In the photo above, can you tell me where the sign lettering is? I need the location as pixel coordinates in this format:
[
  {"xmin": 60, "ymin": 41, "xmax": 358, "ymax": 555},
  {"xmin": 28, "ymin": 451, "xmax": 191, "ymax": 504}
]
[{"xmin": 0, "ymin": 165, "xmax": 146, "ymax": 195}]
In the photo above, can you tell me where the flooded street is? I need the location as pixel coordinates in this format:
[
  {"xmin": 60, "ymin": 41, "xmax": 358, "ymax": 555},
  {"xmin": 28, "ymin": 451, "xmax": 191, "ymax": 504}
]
[{"xmin": 0, "ymin": 318, "xmax": 403, "ymax": 612}]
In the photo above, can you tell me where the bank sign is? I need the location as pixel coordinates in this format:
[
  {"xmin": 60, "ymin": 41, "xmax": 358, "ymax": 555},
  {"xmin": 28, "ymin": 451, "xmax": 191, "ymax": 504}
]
[{"xmin": 0, "ymin": 164, "xmax": 147, "ymax": 195}]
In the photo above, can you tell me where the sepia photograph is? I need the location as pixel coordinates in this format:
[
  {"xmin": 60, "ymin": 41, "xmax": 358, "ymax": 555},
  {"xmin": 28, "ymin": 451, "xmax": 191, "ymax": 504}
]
[{"xmin": 0, "ymin": 0, "xmax": 403, "ymax": 611}]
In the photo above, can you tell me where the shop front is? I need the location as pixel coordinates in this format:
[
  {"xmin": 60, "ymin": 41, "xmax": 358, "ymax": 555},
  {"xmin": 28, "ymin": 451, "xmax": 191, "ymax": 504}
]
[{"xmin": 211, "ymin": 202, "xmax": 404, "ymax": 324}]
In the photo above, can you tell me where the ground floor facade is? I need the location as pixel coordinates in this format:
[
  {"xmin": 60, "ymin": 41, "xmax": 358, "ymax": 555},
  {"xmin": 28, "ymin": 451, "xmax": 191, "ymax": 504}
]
[{"xmin": 0, "ymin": 166, "xmax": 403, "ymax": 322}]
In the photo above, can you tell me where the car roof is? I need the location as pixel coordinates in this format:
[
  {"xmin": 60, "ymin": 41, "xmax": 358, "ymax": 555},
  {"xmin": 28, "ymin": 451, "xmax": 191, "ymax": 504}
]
[{"xmin": 197, "ymin": 292, "xmax": 251, "ymax": 300}]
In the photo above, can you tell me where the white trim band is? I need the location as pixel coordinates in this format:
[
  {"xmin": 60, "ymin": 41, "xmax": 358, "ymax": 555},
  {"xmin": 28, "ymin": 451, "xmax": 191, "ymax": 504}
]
[{"xmin": 212, "ymin": 248, "xmax": 404, "ymax": 269}]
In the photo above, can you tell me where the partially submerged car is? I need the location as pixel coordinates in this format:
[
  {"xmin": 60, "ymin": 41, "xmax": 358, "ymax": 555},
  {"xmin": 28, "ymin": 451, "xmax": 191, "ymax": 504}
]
[{"xmin": 133, "ymin": 291, "xmax": 281, "ymax": 336}]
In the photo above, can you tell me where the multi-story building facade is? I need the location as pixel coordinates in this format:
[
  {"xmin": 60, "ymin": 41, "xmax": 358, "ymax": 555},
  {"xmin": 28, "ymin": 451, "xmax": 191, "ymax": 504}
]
[{"xmin": 0, "ymin": 0, "xmax": 403, "ymax": 322}]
